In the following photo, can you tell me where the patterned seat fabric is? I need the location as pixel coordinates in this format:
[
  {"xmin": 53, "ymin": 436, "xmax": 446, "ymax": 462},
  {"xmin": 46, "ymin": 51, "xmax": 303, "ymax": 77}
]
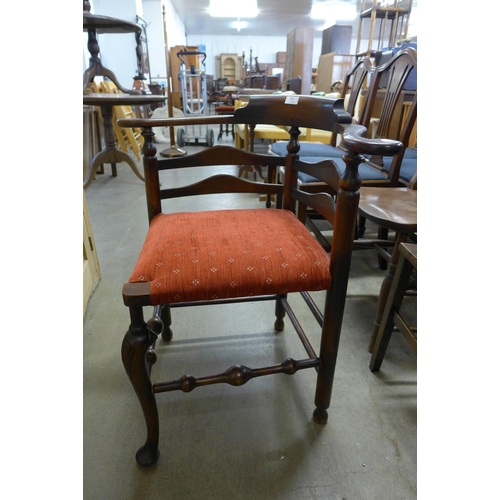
[{"xmin": 129, "ymin": 208, "xmax": 332, "ymax": 305}]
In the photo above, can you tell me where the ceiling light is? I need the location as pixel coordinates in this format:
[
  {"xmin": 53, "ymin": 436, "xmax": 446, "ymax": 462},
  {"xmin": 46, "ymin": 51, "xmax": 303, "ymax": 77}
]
[
  {"xmin": 311, "ymin": 2, "xmax": 357, "ymax": 22},
  {"xmin": 209, "ymin": 0, "xmax": 258, "ymax": 18},
  {"xmin": 232, "ymin": 20, "xmax": 247, "ymax": 31}
]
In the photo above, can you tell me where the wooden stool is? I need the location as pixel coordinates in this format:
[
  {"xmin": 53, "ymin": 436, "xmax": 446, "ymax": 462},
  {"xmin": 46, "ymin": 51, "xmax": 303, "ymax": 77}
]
[
  {"xmin": 369, "ymin": 242, "xmax": 417, "ymax": 372},
  {"xmin": 215, "ymin": 105, "xmax": 235, "ymax": 140}
]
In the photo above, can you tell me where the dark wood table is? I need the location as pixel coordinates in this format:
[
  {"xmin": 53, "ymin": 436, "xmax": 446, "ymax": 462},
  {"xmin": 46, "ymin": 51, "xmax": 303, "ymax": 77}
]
[
  {"xmin": 83, "ymin": 11, "xmax": 142, "ymax": 93},
  {"xmin": 83, "ymin": 93, "xmax": 167, "ymax": 188}
]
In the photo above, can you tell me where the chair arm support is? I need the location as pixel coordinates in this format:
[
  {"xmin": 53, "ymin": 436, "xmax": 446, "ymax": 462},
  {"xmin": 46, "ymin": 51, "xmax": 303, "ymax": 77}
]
[
  {"xmin": 118, "ymin": 115, "xmax": 234, "ymax": 129},
  {"xmin": 340, "ymin": 124, "xmax": 403, "ymax": 157}
]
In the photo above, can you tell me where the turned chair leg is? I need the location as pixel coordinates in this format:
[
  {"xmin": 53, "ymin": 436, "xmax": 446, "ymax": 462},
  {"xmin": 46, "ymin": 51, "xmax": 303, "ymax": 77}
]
[
  {"xmin": 121, "ymin": 306, "xmax": 160, "ymax": 466},
  {"xmin": 274, "ymin": 294, "xmax": 286, "ymax": 332},
  {"xmin": 160, "ymin": 304, "xmax": 173, "ymax": 341},
  {"xmin": 313, "ymin": 289, "xmax": 343, "ymax": 425}
]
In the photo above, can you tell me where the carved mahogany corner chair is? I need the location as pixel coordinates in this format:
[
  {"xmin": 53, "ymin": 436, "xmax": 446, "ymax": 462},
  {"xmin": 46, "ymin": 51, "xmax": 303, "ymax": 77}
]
[{"xmin": 117, "ymin": 95, "xmax": 402, "ymax": 467}]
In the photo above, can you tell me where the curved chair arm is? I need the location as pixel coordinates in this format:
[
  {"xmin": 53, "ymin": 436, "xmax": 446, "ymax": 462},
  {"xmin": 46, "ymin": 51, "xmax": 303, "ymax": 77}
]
[{"xmin": 341, "ymin": 124, "xmax": 403, "ymax": 157}]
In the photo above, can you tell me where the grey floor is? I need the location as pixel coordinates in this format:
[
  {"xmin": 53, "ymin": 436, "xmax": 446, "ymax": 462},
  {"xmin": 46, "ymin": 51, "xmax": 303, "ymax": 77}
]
[{"xmin": 83, "ymin": 128, "xmax": 417, "ymax": 500}]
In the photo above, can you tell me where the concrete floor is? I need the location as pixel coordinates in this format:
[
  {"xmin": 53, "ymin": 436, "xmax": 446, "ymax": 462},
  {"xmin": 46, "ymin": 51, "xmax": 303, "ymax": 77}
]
[{"xmin": 83, "ymin": 128, "xmax": 417, "ymax": 500}]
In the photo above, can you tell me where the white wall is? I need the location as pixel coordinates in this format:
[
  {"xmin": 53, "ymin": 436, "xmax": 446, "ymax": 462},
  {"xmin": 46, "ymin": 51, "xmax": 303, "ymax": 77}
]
[
  {"xmin": 141, "ymin": 2, "xmax": 325, "ymax": 83},
  {"xmin": 185, "ymin": 34, "xmax": 324, "ymax": 80}
]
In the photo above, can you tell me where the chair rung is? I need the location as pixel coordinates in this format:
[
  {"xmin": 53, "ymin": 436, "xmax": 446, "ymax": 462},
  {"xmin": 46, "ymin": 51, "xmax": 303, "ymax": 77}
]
[
  {"xmin": 169, "ymin": 294, "xmax": 278, "ymax": 308},
  {"xmin": 394, "ymin": 312, "xmax": 417, "ymax": 353},
  {"xmin": 281, "ymin": 296, "xmax": 319, "ymax": 362},
  {"xmin": 152, "ymin": 357, "xmax": 320, "ymax": 394}
]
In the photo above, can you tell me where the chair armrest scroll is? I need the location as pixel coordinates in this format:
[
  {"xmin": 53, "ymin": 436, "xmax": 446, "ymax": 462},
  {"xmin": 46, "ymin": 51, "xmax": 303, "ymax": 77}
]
[{"xmin": 340, "ymin": 124, "xmax": 403, "ymax": 157}]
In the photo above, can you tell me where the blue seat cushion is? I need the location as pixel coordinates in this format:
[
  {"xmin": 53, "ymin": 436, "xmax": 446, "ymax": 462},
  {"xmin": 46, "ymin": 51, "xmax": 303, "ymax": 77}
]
[
  {"xmin": 398, "ymin": 158, "xmax": 417, "ymax": 182},
  {"xmin": 381, "ymin": 148, "xmax": 417, "ymax": 182},
  {"xmin": 270, "ymin": 141, "xmax": 344, "ymax": 158},
  {"xmin": 298, "ymin": 157, "xmax": 388, "ymax": 183}
]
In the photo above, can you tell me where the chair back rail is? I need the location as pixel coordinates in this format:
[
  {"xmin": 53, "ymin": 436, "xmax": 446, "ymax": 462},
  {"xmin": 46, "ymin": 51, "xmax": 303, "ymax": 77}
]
[
  {"xmin": 330, "ymin": 57, "xmax": 373, "ymax": 147},
  {"xmin": 119, "ymin": 95, "xmax": 402, "ymax": 222},
  {"xmin": 160, "ymin": 173, "xmax": 284, "ymax": 200},
  {"xmin": 358, "ymin": 47, "xmax": 417, "ymax": 135}
]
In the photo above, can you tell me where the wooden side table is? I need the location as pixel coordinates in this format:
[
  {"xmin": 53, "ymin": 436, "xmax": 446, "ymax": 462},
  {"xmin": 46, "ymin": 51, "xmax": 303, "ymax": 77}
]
[
  {"xmin": 83, "ymin": 10, "xmax": 142, "ymax": 94},
  {"xmin": 83, "ymin": 93, "xmax": 167, "ymax": 188}
]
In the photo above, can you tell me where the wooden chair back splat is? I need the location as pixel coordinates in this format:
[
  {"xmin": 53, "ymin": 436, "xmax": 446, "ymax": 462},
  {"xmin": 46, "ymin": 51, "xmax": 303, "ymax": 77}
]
[{"xmin": 117, "ymin": 94, "xmax": 403, "ymax": 467}]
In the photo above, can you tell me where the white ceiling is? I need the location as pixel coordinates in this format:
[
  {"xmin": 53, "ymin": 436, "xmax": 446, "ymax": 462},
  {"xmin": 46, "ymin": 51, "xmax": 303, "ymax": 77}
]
[{"xmin": 166, "ymin": 0, "xmax": 417, "ymax": 39}]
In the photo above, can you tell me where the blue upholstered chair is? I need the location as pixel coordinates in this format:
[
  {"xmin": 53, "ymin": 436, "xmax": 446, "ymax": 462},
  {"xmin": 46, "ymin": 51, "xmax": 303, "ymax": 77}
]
[
  {"xmin": 269, "ymin": 57, "xmax": 373, "ymax": 159},
  {"xmin": 289, "ymin": 48, "xmax": 417, "ymax": 247},
  {"xmin": 297, "ymin": 48, "xmax": 417, "ymax": 189}
]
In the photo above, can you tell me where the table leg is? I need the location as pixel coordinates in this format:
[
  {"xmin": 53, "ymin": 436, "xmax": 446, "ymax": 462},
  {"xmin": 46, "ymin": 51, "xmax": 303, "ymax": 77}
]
[{"xmin": 83, "ymin": 105, "xmax": 145, "ymax": 189}]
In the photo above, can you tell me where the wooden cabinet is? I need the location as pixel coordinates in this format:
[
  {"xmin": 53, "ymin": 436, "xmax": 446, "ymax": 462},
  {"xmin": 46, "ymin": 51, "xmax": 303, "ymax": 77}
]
[
  {"xmin": 316, "ymin": 53, "xmax": 357, "ymax": 93},
  {"xmin": 276, "ymin": 52, "xmax": 286, "ymax": 69},
  {"xmin": 321, "ymin": 25, "xmax": 352, "ymax": 55},
  {"xmin": 285, "ymin": 28, "xmax": 314, "ymax": 95},
  {"xmin": 216, "ymin": 53, "xmax": 243, "ymax": 83},
  {"xmin": 245, "ymin": 75, "xmax": 281, "ymax": 90}
]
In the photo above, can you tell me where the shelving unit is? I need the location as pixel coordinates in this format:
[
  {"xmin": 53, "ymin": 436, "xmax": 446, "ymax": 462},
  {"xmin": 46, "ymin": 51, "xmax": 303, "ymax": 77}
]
[
  {"xmin": 216, "ymin": 53, "xmax": 243, "ymax": 83},
  {"xmin": 355, "ymin": 0, "xmax": 413, "ymax": 56}
]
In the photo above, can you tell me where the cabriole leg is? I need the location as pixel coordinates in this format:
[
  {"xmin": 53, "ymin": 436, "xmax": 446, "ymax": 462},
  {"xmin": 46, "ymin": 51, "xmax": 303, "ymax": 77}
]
[{"xmin": 121, "ymin": 306, "xmax": 160, "ymax": 466}]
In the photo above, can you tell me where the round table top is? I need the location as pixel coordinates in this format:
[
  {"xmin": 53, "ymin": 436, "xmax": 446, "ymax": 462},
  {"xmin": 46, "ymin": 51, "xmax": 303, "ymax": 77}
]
[
  {"xmin": 83, "ymin": 93, "xmax": 167, "ymax": 106},
  {"xmin": 358, "ymin": 187, "xmax": 417, "ymax": 233},
  {"xmin": 83, "ymin": 13, "xmax": 141, "ymax": 34}
]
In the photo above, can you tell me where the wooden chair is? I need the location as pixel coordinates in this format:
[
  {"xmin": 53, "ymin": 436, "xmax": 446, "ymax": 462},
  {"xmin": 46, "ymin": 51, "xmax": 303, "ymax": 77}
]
[
  {"xmin": 269, "ymin": 57, "xmax": 373, "ymax": 158},
  {"xmin": 369, "ymin": 242, "xmax": 417, "ymax": 372},
  {"xmin": 117, "ymin": 94, "xmax": 403, "ymax": 467},
  {"xmin": 299, "ymin": 48, "xmax": 417, "ymax": 185},
  {"xmin": 290, "ymin": 48, "xmax": 417, "ymax": 248},
  {"xmin": 356, "ymin": 176, "xmax": 417, "ymax": 353}
]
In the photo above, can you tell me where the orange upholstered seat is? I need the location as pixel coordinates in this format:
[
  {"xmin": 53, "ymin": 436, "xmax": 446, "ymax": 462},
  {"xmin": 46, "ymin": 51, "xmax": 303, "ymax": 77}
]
[{"xmin": 129, "ymin": 208, "xmax": 331, "ymax": 305}]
